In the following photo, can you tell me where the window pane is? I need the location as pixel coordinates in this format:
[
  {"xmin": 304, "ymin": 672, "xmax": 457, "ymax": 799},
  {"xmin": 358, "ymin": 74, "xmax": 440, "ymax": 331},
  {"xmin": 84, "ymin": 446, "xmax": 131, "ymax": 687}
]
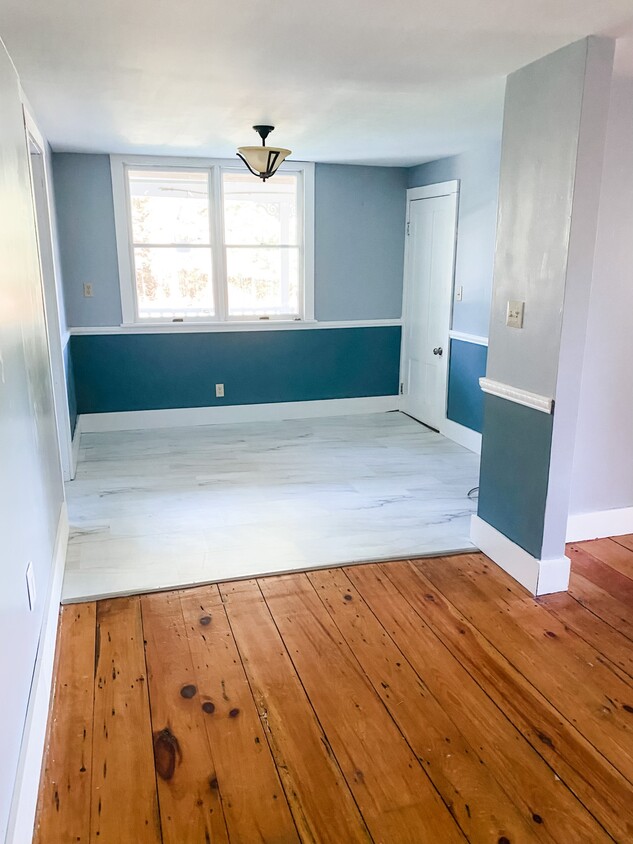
[
  {"xmin": 223, "ymin": 171, "xmax": 298, "ymax": 246},
  {"xmin": 134, "ymin": 246, "xmax": 214, "ymax": 319},
  {"xmin": 128, "ymin": 169, "xmax": 210, "ymax": 244},
  {"xmin": 226, "ymin": 247, "xmax": 299, "ymax": 317}
]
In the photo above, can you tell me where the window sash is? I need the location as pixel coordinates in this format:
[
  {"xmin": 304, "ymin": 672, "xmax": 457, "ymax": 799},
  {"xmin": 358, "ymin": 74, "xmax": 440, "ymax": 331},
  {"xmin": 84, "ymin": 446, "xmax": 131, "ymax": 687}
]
[
  {"xmin": 225, "ymin": 245, "xmax": 302, "ymax": 321},
  {"xmin": 112, "ymin": 156, "xmax": 314, "ymax": 326}
]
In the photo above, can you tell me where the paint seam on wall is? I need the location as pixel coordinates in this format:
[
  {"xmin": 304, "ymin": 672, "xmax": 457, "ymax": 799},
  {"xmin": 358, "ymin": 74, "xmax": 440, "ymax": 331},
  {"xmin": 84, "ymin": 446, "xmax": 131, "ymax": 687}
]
[
  {"xmin": 69, "ymin": 319, "xmax": 402, "ymax": 336},
  {"xmin": 479, "ymin": 377, "xmax": 553, "ymax": 414}
]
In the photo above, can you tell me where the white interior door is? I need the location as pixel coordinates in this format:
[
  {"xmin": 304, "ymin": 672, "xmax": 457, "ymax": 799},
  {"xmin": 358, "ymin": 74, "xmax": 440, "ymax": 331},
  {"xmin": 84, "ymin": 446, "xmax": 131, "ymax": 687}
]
[{"xmin": 401, "ymin": 183, "xmax": 458, "ymax": 430}]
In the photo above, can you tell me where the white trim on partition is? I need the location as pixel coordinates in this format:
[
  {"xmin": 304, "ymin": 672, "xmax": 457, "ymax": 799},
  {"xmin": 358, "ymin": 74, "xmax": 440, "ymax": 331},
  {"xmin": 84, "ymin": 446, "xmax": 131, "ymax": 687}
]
[
  {"xmin": 69, "ymin": 318, "xmax": 402, "ymax": 336},
  {"xmin": 479, "ymin": 377, "xmax": 554, "ymax": 414},
  {"xmin": 79, "ymin": 395, "xmax": 402, "ymax": 433},
  {"xmin": 566, "ymin": 506, "xmax": 633, "ymax": 543},
  {"xmin": 407, "ymin": 180, "xmax": 459, "ymax": 200},
  {"xmin": 6, "ymin": 503, "xmax": 68, "ymax": 844},
  {"xmin": 470, "ymin": 515, "xmax": 570, "ymax": 595},
  {"xmin": 448, "ymin": 330, "xmax": 488, "ymax": 347},
  {"xmin": 439, "ymin": 418, "xmax": 482, "ymax": 454}
]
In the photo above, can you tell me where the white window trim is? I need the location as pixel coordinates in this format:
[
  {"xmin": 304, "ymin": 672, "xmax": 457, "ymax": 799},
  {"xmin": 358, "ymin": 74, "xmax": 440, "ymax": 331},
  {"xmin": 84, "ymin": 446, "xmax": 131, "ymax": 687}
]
[{"xmin": 110, "ymin": 154, "xmax": 315, "ymax": 327}]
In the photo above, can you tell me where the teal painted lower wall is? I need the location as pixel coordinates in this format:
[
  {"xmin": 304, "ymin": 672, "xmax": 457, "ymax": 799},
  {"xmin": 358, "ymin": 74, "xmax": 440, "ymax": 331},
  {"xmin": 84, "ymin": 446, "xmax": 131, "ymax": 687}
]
[
  {"xmin": 70, "ymin": 326, "xmax": 401, "ymax": 414},
  {"xmin": 64, "ymin": 340, "xmax": 78, "ymax": 435},
  {"xmin": 446, "ymin": 339, "xmax": 487, "ymax": 433},
  {"xmin": 477, "ymin": 394, "xmax": 553, "ymax": 558}
]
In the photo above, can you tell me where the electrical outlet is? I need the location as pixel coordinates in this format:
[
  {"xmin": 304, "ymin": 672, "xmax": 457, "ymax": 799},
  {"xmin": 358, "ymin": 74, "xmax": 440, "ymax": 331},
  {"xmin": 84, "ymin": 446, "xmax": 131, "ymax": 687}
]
[
  {"xmin": 83, "ymin": 282, "xmax": 94, "ymax": 298},
  {"xmin": 215, "ymin": 383, "xmax": 224, "ymax": 398},
  {"xmin": 26, "ymin": 561, "xmax": 36, "ymax": 611},
  {"xmin": 506, "ymin": 300, "xmax": 525, "ymax": 329},
  {"xmin": 455, "ymin": 286, "xmax": 463, "ymax": 302}
]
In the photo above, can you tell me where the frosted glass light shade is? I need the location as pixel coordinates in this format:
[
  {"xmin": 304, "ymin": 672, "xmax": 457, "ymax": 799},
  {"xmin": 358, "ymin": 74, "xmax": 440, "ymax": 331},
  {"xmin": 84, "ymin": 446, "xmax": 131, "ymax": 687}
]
[{"xmin": 236, "ymin": 145, "xmax": 292, "ymax": 180}]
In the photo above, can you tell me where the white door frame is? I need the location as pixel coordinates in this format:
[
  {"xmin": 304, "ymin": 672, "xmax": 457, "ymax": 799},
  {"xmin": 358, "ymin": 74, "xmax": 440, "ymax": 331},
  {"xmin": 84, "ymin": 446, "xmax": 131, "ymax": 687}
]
[
  {"xmin": 399, "ymin": 180, "xmax": 459, "ymax": 429},
  {"xmin": 23, "ymin": 107, "xmax": 74, "ymax": 480}
]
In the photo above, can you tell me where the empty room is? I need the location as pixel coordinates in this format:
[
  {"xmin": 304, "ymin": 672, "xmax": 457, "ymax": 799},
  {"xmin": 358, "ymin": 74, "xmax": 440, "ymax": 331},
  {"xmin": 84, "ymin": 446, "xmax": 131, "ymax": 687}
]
[{"xmin": 1, "ymin": 0, "xmax": 633, "ymax": 842}]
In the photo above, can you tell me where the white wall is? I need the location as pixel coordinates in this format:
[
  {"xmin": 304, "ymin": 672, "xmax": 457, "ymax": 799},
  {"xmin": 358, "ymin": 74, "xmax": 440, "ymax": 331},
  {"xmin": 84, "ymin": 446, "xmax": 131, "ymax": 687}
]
[
  {"xmin": 0, "ymin": 37, "xmax": 65, "ymax": 842},
  {"xmin": 569, "ymin": 36, "xmax": 633, "ymax": 521}
]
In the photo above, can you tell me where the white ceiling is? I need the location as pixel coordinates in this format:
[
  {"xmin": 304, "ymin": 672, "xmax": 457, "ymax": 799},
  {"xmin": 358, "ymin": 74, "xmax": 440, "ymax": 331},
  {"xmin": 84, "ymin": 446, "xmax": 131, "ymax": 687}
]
[{"xmin": 2, "ymin": 0, "xmax": 633, "ymax": 166}]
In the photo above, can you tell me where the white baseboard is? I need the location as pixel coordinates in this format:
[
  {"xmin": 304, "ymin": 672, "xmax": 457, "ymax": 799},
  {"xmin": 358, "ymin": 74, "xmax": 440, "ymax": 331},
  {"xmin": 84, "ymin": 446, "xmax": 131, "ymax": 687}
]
[
  {"xmin": 70, "ymin": 417, "xmax": 82, "ymax": 479},
  {"xmin": 439, "ymin": 418, "xmax": 482, "ymax": 454},
  {"xmin": 79, "ymin": 395, "xmax": 401, "ymax": 433},
  {"xmin": 471, "ymin": 515, "xmax": 570, "ymax": 595},
  {"xmin": 566, "ymin": 506, "xmax": 633, "ymax": 542},
  {"xmin": 6, "ymin": 502, "xmax": 68, "ymax": 844}
]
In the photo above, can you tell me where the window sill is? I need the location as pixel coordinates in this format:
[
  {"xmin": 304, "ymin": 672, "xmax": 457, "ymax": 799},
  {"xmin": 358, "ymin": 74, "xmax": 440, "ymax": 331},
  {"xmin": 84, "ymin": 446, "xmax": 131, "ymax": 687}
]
[{"xmin": 120, "ymin": 319, "xmax": 317, "ymax": 332}]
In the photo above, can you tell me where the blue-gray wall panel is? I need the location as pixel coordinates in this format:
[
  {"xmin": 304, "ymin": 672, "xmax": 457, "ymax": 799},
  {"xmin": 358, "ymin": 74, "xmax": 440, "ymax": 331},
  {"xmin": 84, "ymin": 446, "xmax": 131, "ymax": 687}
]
[
  {"xmin": 314, "ymin": 163, "xmax": 407, "ymax": 320},
  {"xmin": 52, "ymin": 153, "xmax": 123, "ymax": 326},
  {"xmin": 477, "ymin": 395, "xmax": 553, "ymax": 558},
  {"xmin": 446, "ymin": 339, "xmax": 487, "ymax": 433},
  {"xmin": 71, "ymin": 327, "xmax": 401, "ymax": 413}
]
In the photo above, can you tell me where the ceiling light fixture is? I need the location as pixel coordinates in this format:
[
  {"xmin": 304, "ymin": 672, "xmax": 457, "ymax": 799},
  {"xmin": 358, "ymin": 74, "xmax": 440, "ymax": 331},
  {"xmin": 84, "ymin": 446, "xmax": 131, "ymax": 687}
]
[{"xmin": 236, "ymin": 125, "xmax": 291, "ymax": 181}]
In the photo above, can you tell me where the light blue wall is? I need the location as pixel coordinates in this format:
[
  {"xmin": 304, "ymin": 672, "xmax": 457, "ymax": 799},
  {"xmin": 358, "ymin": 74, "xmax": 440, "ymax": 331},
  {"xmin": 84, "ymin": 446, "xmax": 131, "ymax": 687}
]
[
  {"xmin": 52, "ymin": 154, "xmax": 408, "ymax": 327},
  {"xmin": 315, "ymin": 164, "xmax": 407, "ymax": 320},
  {"xmin": 52, "ymin": 153, "xmax": 123, "ymax": 326},
  {"xmin": 408, "ymin": 143, "xmax": 501, "ymax": 338}
]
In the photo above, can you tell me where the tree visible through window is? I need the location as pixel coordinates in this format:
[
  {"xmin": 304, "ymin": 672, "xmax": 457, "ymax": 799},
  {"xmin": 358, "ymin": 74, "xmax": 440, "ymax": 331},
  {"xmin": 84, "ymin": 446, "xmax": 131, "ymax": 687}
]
[{"xmin": 128, "ymin": 169, "xmax": 214, "ymax": 319}]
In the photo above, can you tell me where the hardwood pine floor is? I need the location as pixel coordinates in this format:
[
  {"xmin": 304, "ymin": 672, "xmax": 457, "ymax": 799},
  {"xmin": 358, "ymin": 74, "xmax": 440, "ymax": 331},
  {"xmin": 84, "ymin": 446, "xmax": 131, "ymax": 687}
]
[{"xmin": 35, "ymin": 537, "xmax": 633, "ymax": 843}]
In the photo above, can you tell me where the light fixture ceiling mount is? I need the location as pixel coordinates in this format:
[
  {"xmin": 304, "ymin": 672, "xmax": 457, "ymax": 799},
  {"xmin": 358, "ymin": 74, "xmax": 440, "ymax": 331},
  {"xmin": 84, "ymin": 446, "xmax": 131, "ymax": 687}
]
[{"xmin": 236, "ymin": 125, "xmax": 291, "ymax": 181}]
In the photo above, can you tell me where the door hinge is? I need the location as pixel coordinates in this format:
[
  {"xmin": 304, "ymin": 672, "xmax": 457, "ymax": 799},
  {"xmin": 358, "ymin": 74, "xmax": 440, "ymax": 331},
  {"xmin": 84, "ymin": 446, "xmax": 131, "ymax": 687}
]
[
  {"xmin": 400, "ymin": 382, "xmax": 404, "ymax": 395},
  {"xmin": 406, "ymin": 221, "xmax": 410, "ymax": 236}
]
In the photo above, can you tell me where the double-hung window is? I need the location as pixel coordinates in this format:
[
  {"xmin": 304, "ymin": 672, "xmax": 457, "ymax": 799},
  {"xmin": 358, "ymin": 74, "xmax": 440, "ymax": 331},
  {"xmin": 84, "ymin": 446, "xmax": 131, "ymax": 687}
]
[{"xmin": 111, "ymin": 156, "xmax": 314, "ymax": 325}]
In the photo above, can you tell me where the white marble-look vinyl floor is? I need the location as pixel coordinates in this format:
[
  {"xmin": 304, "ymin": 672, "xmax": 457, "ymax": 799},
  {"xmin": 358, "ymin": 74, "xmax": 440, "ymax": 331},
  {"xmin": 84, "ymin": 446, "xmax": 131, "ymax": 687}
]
[{"xmin": 62, "ymin": 412, "xmax": 480, "ymax": 602}]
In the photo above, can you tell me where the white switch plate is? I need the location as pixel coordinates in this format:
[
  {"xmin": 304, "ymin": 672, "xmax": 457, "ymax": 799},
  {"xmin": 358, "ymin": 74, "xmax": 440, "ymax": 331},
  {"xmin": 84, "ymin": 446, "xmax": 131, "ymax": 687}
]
[
  {"xmin": 215, "ymin": 383, "xmax": 224, "ymax": 398},
  {"xmin": 455, "ymin": 285, "xmax": 463, "ymax": 302},
  {"xmin": 506, "ymin": 300, "xmax": 525, "ymax": 329},
  {"xmin": 83, "ymin": 282, "xmax": 94, "ymax": 298},
  {"xmin": 26, "ymin": 561, "xmax": 36, "ymax": 611}
]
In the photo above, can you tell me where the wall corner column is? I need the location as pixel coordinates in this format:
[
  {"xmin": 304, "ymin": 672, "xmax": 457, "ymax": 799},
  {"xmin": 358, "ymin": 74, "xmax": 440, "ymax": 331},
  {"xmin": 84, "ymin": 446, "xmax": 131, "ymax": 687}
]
[{"xmin": 472, "ymin": 36, "xmax": 615, "ymax": 595}]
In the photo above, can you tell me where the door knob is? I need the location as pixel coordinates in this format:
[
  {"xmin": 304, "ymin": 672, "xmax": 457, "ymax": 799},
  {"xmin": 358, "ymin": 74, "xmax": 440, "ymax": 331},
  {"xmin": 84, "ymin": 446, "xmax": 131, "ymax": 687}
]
[{"xmin": 433, "ymin": 347, "xmax": 443, "ymax": 356}]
